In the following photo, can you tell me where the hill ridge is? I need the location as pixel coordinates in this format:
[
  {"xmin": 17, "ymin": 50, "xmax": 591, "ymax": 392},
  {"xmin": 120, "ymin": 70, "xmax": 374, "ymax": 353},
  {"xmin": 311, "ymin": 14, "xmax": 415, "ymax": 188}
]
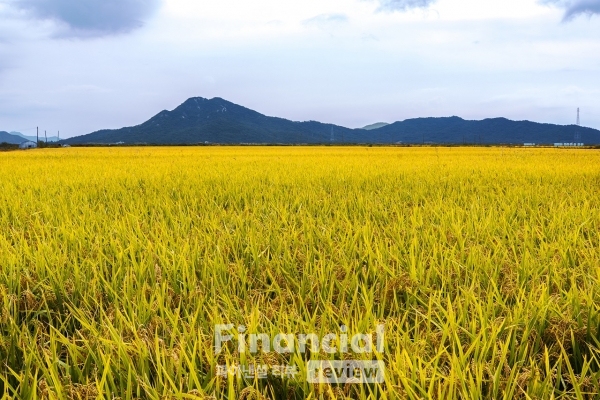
[{"xmin": 62, "ymin": 98, "xmax": 600, "ymax": 145}]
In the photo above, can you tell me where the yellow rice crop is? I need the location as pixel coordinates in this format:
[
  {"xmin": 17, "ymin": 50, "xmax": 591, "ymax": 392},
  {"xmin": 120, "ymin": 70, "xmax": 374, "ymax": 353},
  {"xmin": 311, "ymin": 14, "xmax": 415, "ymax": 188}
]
[{"xmin": 0, "ymin": 147, "xmax": 599, "ymax": 399}]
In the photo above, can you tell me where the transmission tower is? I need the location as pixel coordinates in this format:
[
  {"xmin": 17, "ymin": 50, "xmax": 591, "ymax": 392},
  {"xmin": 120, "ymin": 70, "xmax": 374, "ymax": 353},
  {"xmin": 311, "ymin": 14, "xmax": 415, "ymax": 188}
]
[
  {"xmin": 574, "ymin": 108, "xmax": 582, "ymax": 144},
  {"xmin": 330, "ymin": 126, "xmax": 334, "ymax": 142}
]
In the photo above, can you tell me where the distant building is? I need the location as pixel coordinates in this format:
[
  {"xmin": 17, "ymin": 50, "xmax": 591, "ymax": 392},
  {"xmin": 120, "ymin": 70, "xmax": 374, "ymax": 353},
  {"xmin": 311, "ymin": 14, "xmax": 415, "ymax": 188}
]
[
  {"xmin": 554, "ymin": 143, "xmax": 584, "ymax": 147},
  {"xmin": 524, "ymin": 143, "xmax": 536, "ymax": 146},
  {"xmin": 19, "ymin": 141, "xmax": 37, "ymax": 149}
]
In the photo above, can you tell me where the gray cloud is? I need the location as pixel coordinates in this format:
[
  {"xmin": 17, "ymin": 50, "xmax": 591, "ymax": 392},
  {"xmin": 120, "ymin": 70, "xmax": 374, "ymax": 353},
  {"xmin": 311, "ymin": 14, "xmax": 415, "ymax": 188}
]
[
  {"xmin": 376, "ymin": 0, "xmax": 437, "ymax": 12},
  {"xmin": 541, "ymin": 0, "xmax": 600, "ymax": 20},
  {"xmin": 11, "ymin": 0, "xmax": 161, "ymax": 36},
  {"xmin": 564, "ymin": 0, "xmax": 600, "ymax": 18}
]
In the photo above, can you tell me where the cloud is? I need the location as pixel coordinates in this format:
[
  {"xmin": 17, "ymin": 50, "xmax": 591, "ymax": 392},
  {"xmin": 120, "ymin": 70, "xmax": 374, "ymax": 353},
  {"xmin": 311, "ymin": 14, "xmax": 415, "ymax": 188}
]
[
  {"xmin": 375, "ymin": 0, "xmax": 438, "ymax": 12},
  {"xmin": 11, "ymin": 0, "xmax": 161, "ymax": 36},
  {"xmin": 541, "ymin": 0, "xmax": 600, "ymax": 20},
  {"xmin": 303, "ymin": 13, "xmax": 349, "ymax": 27},
  {"xmin": 563, "ymin": 0, "xmax": 600, "ymax": 18}
]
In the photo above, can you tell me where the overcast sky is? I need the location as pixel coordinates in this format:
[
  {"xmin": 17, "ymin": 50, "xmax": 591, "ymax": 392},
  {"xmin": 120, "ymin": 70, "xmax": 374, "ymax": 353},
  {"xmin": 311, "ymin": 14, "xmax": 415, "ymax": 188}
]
[{"xmin": 0, "ymin": 0, "xmax": 599, "ymax": 137}]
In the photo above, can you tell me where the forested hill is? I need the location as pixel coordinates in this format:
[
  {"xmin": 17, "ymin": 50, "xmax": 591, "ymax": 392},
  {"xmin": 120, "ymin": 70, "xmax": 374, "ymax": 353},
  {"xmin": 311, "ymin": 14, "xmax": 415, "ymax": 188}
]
[
  {"xmin": 62, "ymin": 97, "xmax": 600, "ymax": 145},
  {"xmin": 374, "ymin": 117, "xmax": 599, "ymax": 145},
  {"xmin": 0, "ymin": 131, "xmax": 27, "ymax": 144},
  {"xmin": 64, "ymin": 97, "xmax": 356, "ymax": 145}
]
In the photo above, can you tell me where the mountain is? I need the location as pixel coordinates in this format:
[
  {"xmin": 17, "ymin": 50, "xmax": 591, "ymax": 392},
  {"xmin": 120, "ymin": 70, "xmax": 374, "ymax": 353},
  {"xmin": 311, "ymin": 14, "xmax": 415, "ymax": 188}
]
[
  {"xmin": 62, "ymin": 97, "xmax": 600, "ymax": 145},
  {"xmin": 0, "ymin": 131, "xmax": 28, "ymax": 144},
  {"xmin": 362, "ymin": 122, "xmax": 389, "ymax": 130},
  {"xmin": 374, "ymin": 117, "xmax": 599, "ymax": 144},
  {"xmin": 12, "ymin": 132, "xmax": 60, "ymax": 142},
  {"xmin": 64, "ymin": 97, "xmax": 357, "ymax": 145}
]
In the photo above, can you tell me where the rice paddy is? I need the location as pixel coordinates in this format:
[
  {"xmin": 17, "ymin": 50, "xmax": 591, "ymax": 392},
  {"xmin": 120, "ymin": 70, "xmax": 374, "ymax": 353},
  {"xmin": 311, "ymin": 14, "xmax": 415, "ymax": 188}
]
[{"xmin": 1, "ymin": 147, "xmax": 599, "ymax": 399}]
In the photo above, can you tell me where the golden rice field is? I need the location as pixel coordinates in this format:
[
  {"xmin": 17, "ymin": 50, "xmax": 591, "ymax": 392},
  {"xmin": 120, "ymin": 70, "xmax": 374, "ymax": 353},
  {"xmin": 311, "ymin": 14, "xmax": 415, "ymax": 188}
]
[{"xmin": 1, "ymin": 147, "xmax": 600, "ymax": 400}]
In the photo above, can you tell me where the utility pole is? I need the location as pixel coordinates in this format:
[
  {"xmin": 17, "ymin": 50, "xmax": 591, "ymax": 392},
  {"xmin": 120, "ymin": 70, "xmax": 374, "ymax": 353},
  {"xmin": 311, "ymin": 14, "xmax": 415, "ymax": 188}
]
[
  {"xmin": 45, "ymin": 130, "xmax": 47, "ymax": 143},
  {"xmin": 37, "ymin": 127, "xmax": 39, "ymax": 145},
  {"xmin": 58, "ymin": 131, "xmax": 60, "ymax": 141}
]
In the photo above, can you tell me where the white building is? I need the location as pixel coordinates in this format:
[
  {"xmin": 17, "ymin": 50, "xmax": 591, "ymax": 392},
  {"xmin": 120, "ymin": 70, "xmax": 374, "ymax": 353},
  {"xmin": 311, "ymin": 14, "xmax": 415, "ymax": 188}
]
[{"xmin": 19, "ymin": 141, "xmax": 37, "ymax": 149}]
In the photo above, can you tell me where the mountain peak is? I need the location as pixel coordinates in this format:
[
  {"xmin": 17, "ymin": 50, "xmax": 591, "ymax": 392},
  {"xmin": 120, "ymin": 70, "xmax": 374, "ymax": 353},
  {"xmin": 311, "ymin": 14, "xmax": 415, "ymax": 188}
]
[{"xmin": 362, "ymin": 122, "xmax": 389, "ymax": 130}]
